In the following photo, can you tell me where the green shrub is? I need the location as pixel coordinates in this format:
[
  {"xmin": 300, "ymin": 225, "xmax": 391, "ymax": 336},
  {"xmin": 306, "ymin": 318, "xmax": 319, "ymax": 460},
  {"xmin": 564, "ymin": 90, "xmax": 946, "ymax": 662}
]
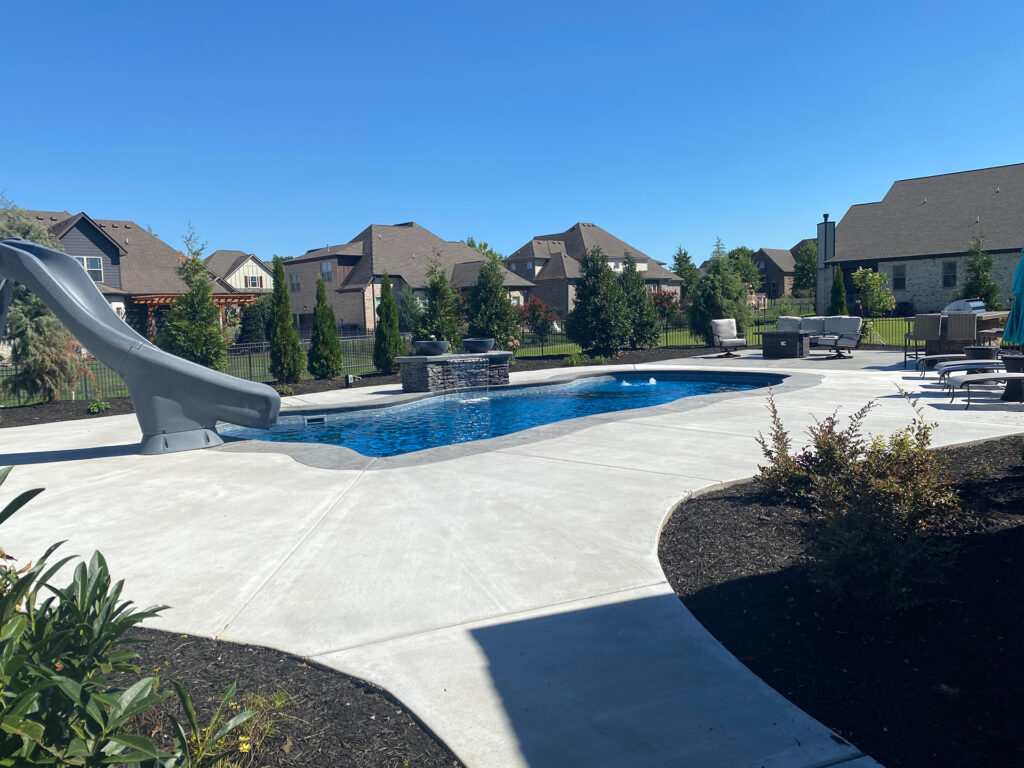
[
  {"xmin": 0, "ymin": 468, "xmax": 257, "ymax": 766},
  {"xmin": 273, "ymin": 384, "xmax": 294, "ymax": 396},
  {"xmin": 373, "ymin": 273, "xmax": 404, "ymax": 374},
  {"xmin": 466, "ymin": 259, "xmax": 519, "ymax": 349},
  {"xmin": 563, "ymin": 352, "xmax": 588, "ymax": 366},
  {"xmin": 755, "ymin": 390, "xmax": 964, "ymax": 610},
  {"xmin": 564, "ymin": 247, "xmax": 628, "ymax": 357},
  {"xmin": 268, "ymin": 256, "xmax": 306, "ymax": 383},
  {"xmin": 308, "ymin": 278, "xmax": 344, "ymax": 379},
  {"xmin": 87, "ymin": 394, "xmax": 112, "ymax": 414}
]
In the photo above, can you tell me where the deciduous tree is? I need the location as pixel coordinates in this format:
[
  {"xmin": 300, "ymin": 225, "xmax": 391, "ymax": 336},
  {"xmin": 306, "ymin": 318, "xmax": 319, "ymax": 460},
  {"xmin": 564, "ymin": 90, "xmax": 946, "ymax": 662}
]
[
  {"xmin": 960, "ymin": 236, "xmax": 1001, "ymax": 310},
  {"xmin": 851, "ymin": 268, "xmax": 895, "ymax": 317},
  {"xmin": 793, "ymin": 240, "xmax": 818, "ymax": 296},
  {"xmin": 519, "ymin": 296, "xmax": 555, "ymax": 347}
]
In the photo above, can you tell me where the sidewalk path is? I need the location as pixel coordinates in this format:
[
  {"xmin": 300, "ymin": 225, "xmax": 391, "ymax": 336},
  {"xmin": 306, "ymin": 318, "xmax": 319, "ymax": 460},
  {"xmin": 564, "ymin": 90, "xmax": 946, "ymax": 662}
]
[{"xmin": 2, "ymin": 351, "xmax": 1019, "ymax": 767}]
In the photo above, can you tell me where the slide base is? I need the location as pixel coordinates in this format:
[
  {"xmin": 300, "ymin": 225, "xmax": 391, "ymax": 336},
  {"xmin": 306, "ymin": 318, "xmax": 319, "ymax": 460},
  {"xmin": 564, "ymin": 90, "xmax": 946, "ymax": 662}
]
[{"xmin": 139, "ymin": 428, "xmax": 225, "ymax": 455}]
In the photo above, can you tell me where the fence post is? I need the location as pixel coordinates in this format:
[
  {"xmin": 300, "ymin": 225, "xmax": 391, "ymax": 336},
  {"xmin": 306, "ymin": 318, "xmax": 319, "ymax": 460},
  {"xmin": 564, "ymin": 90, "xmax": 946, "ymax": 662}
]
[{"xmin": 248, "ymin": 349, "xmax": 254, "ymax": 382}]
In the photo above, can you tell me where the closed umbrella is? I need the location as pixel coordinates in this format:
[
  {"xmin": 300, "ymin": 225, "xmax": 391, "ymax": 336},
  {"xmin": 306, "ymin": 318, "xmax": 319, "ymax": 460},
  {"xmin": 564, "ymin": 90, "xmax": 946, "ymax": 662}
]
[{"xmin": 1003, "ymin": 246, "xmax": 1024, "ymax": 347}]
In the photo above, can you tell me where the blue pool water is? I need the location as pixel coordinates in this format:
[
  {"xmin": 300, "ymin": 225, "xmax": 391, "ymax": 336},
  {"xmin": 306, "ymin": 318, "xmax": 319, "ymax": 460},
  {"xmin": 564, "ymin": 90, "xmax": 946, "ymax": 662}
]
[{"xmin": 220, "ymin": 373, "xmax": 766, "ymax": 457}]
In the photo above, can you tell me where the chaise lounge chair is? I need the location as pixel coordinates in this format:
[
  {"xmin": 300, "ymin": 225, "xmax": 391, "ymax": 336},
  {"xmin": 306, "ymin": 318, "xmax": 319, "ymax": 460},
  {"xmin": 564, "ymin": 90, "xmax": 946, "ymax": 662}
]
[{"xmin": 946, "ymin": 372, "xmax": 1024, "ymax": 409}]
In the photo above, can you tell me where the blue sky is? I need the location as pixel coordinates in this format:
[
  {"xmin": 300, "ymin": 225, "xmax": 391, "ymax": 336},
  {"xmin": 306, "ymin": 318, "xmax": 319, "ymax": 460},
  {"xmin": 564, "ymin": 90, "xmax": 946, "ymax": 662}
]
[{"xmin": 4, "ymin": 1, "xmax": 1023, "ymax": 264}]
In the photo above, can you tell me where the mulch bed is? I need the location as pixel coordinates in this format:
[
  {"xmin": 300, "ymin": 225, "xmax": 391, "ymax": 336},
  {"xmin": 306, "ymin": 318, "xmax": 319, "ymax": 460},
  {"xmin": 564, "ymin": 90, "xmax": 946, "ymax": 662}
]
[
  {"xmin": 659, "ymin": 434, "xmax": 1024, "ymax": 768},
  {"xmin": 0, "ymin": 347, "xmax": 708, "ymax": 429}
]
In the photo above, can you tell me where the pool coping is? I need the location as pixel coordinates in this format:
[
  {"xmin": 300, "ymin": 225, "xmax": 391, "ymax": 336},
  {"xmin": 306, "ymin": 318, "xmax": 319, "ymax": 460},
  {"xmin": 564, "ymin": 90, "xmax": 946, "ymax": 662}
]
[{"xmin": 216, "ymin": 367, "xmax": 822, "ymax": 470}]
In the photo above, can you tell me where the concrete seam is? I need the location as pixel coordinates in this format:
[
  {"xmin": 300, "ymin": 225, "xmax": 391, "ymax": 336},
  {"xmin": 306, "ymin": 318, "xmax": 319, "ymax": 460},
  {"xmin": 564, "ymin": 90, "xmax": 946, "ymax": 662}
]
[{"xmin": 213, "ymin": 460, "xmax": 379, "ymax": 636}]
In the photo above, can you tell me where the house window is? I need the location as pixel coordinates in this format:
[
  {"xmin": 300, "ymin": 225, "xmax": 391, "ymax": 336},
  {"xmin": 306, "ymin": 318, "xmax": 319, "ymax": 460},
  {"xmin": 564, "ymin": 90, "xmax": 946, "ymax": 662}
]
[
  {"xmin": 612, "ymin": 260, "xmax": 620, "ymax": 270},
  {"xmin": 892, "ymin": 264, "xmax": 906, "ymax": 291},
  {"xmin": 288, "ymin": 272, "xmax": 300, "ymax": 292},
  {"xmin": 245, "ymin": 275, "xmax": 263, "ymax": 289},
  {"xmin": 942, "ymin": 261, "xmax": 957, "ymax": 288},
  {"xmin": 76, "ymin": 256, "xmax": 103, "ymax": 282},
  {"xmin": 525, "ymin": 261, "xmax": 533, "ymax": 274},
  {"xmin": 509, "ymin": 262, "xmax": 517, "ymax": 271},
  {"xmin": 320, "ymin": 261, "xmax": 333, "ymax": 283},
  {"xmin": 770, "ymin": 281, "xmax": 778, "ymax": 295}
]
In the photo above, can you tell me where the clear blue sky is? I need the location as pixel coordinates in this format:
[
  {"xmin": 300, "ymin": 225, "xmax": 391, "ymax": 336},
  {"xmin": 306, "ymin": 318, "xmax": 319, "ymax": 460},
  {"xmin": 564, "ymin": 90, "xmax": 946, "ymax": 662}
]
[{"xmin": 4, "ymin": 1, "xmax": 1023, "ymax": 264}]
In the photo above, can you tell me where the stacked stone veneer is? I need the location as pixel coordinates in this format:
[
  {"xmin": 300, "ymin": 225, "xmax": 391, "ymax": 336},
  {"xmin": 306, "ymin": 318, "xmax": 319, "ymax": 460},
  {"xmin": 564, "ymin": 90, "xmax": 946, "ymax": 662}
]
[{"xmin": 396, "ymin": 352, "xmax": 513, "ymax": 393}]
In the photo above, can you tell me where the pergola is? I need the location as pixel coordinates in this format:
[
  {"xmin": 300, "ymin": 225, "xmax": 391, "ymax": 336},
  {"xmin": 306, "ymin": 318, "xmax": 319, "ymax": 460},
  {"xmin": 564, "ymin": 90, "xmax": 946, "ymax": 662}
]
[{"xmin": 128, "ymin": 293, "xmax": 258, "ymax": 339}]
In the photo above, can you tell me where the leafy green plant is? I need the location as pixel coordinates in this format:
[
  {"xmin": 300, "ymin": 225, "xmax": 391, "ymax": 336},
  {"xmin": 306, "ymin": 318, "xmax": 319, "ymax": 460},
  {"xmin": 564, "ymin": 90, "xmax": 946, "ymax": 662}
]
[
  {"xmin": 755, "ymin": 390, "xmax": 965, "ymax": 610},
  {"xmin": 851, "ymin": 267, "xmax": 895, "ymax": 318},
  {"xmin": 273, "ymin": 384, "xmax": 293, "ymax": 396},
  {"xmin": 562, "ymin": 352, "xmax": 588, "ymax": 366},
  {"xmin": 87, "ymin": 393, "xmax": 112, "ymax": 414}
]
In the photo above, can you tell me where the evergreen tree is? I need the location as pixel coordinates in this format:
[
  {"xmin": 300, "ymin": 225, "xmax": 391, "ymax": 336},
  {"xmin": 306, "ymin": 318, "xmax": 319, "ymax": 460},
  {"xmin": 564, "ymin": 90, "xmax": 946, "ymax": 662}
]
[
  {"xmin": 0, "ymin": 194, "xmax": 58, "ymax": 246},
  {"xmin": 618, "ymin": 253, "xmax": 661, "ymax": 349},
  {"xmin": 829, "ymin": 268, "xmax": 848, "ymax": 315},
  {"xmin": 3, "ymin": 286, "xmax": 83, "ymax": 402},
  {"xmin": 793, "ymin": 240, "xmax": 818, "ymax": 296},
  {"xmin": 727, "ymin": 245, "xmax": 761, "ymax": 289},
  {"xmin": 688, "ymin": 256, "xmax": 753, "ymax": 345},
  {"xmin": 308, "ymin": 278, "xmax": 344, "ymax": 379},
  {"xmin": 155, "ymin": 228, "xmax": 227, "ymax": 370},
  {"xmin": 374, "ymin": 273, "xmax": 405, "ymax": 374},
  {"xmin": 467, "ymin": 258, "xmax": 519, "ymax": 348},
  {"xmin": 396, "ymin": 284, "xmax": 423, "ymax": 333},
  {"xmin": 960, "ymin": 236, "xmax": 1002, "ymax": 310},
  {"xmin": 269, "ymin": 256, "xmax": 305, "ymax": 382},
  {"xmin": 565, "ymin": 247, "xmax": 628, "ymax": 356},
  {"xmin": 670, "ymin": 246, "xmax": 700, "ymax": 302},
  {"xmin": 236, "ymin": 294, "xmax": 273, "ymax": 344},
  {"xmin": 419, "ymin": 260, "xmax": 461, "ymax": 346}
]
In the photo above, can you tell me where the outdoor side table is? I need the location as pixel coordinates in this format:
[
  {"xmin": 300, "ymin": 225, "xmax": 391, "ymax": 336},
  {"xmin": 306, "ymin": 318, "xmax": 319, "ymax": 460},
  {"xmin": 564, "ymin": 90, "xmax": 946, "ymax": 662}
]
[
  {"xmin": 1001, "ymin": 353, "xmax": 1024, "ymax": 402},
  {"xmin": 762, "ymin": 330, "xmax": 810, "ymax": 359}
]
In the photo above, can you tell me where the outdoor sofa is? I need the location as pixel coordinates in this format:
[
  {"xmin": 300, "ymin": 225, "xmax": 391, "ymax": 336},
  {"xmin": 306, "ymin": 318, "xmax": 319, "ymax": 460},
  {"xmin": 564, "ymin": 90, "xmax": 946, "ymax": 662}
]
[{"xmin": 776, "ymin": 315, "xmax": 865, "ymax": 359}]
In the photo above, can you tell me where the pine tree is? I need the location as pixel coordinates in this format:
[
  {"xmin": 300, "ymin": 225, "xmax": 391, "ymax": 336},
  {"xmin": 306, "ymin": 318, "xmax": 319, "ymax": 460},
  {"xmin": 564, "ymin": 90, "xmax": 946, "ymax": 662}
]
[
  {"xmin": 308, "ymin": 278, "xmax": 343, "ymax": 379},
  {"xmin": 237, "ymin": 294, "xmax": 273, "ymax": 344},
  {"xmin": 396, "ymin": 284, "xmax": 423, "ymax": 333},
  {"xmin": 618, "ymin": 253, "xmax": 661, "ymax": 349},
  {"xmin": 829, "ymin": 268, "xmax": 848, "ymax": 315},
  {"xmin": 687, "ymin": 256, "xmax": 753, "ymax": 345},
  {"xmin": 467, "ymin": 258, "xmax": 519, "ymax": 348},
  {"xmin": 156, "ymin": 232, "xmax": 228, "ymax": 371},
  {"xmin": 374, "ymin": 273, "xmax": 405, "ymax": 374},
  {"xmin": 419, "ymin": 260, "xmax": 461, "ymax": 346},
  {"xmin": 269, "ymin": 256, "xmax": 305, "ymax": 382},
  {"xmin": 3, "ymin": 286, "xmax": 83, "ymax": 402},
  {"xmin": 565, "ymin": 247, "xmax": 628, "ymax": 356},
  {"xmin": 670, "ymin": 246, "xmax": 700, "ymax": 302},
  {"xmin": 960, "ymin": 236, "xmax": 1002, "ymax": 310}
]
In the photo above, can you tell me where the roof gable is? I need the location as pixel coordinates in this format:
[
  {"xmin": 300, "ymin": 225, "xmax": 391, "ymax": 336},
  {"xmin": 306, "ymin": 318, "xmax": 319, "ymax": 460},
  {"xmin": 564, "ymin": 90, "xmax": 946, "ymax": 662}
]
[
  {"xmin": 51, "ymin": 212, "xmax": 127, "ymax": 256},
  {"xmin": 204, "ymin": 250, "xmax": 272, "ymax": 279}
]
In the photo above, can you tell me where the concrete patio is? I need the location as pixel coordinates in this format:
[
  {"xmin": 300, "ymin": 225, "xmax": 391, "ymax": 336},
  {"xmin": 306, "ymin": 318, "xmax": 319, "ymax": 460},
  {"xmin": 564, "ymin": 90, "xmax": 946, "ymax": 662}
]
[{"xmin": 2, "ymin": 350, "xmax": 1020, "ymax": 767}]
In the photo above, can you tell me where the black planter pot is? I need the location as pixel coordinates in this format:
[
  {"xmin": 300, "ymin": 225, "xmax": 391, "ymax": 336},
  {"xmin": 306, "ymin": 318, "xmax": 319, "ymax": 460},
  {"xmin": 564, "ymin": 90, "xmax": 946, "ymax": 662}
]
[
  {"xmin": 415, "ymin": 340, "xmax": 450, "ymax": 355},
  {"xmin": 461, "ymin": 338, "xmax": 495, "ymax": 353}
]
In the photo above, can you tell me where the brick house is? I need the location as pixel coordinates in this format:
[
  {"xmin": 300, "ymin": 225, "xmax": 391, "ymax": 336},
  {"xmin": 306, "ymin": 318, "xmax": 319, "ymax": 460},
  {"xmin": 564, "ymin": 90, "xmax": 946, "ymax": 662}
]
[
  {"xmin": 506, "ymin": 222, "xmax": 681, "ymax": 318},
  {"xmin": 819, "ymin": 163, "xmax": 1024, "ymax": 313},
  {"xmin": 283, "ymin": 222, "xmax": 531, "ymax": 334}
]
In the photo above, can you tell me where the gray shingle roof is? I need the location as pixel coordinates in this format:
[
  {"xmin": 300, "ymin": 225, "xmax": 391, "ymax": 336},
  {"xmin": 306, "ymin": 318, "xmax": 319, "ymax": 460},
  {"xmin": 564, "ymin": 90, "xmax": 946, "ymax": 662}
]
[
  {"xmin": 450, "ymin": 260, "xmax": 534, "ymax": 289},
  {"xmin": 756, "ymin": 248, "xmax": 796, "ymax": 273},
  {"xmin": 533, "ymin": 252, "xmax": 581, "ymax": 281},
  {"xmin": 204, "ymin": 249, "xmax": 270, "ymax": 280},
  {"xmin": 831, "ymin": 163, "xmax": 1024, "ymax": 263}
]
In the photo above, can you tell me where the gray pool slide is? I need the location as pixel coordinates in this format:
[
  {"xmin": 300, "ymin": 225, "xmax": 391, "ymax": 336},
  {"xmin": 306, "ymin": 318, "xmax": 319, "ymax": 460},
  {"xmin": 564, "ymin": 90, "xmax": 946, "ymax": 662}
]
[{"xmin": 0, "ymin": 238, "xmax": 279, "ymax": 454}]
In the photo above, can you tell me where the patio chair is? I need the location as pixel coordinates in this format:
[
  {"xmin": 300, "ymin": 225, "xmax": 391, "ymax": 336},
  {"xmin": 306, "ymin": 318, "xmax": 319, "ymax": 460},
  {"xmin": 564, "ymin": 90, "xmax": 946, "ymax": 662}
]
[
  {"xmin": 904, "ymin": 313, "xmax": 942, "ymax": 368},
  {"xmin": 946, "ymin": 372, "xmax": 1024, "ymax": 409},
  {"xmin": 946, "ymin": 312, "xmax": 978, "ymax": 343},
  {"xmin": 711, "ymin": 318, "xmax": 747, "ymax": 358},
  {"xmin": 811, "ymin": 316, "xmax": 863, "ymax": 359}
]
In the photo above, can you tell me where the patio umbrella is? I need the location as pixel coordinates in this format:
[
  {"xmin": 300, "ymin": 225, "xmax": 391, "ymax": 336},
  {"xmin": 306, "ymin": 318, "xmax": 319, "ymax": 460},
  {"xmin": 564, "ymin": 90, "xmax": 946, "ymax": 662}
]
[{"xmin": 1003, "ymin": 246, "xmax": 1024, "ymax": 347}]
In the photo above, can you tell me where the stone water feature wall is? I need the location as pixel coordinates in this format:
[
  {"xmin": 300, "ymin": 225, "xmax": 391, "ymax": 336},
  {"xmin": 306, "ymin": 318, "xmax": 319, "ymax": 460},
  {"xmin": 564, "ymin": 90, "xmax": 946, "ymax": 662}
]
[{"xmin": 396, "ymin": 352, "xmax": 513, "ymax": 393}]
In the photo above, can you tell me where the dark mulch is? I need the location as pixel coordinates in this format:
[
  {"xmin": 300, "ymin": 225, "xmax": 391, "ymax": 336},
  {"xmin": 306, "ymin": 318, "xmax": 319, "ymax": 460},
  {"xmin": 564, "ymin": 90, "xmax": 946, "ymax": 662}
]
[
  {"xmin": 659, "ymin": 434, "xmax": 1024, "ymax": 768},
  {"xmin": 0, "ymin": 347, "xmax": 711, "ymax": 429},
  {"xmin": 125, "ymin": 628, "xmax": 463, "ymax": 768}
]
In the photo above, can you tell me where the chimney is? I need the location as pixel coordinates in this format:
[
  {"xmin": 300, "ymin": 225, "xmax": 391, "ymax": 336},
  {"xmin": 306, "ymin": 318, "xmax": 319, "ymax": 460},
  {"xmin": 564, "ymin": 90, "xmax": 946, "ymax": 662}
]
[{"xmin": 816, "ymin": 213, "xmax": 836, "ymax": 314}]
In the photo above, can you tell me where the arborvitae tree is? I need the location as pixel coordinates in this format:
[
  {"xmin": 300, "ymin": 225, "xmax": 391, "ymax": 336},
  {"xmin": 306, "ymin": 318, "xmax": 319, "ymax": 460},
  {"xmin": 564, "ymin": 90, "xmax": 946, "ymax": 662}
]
[
  {"xmin": 374, "ymin": 273, "xmax": 405, "ymax": 373},
  {"xmin": 3, "ymin": 286, "xmax": 83, "ymax": 402},
  {"xmin": 670, "ymin": 246, "xmax": 700, "ymax": 303},
  {"xmin": 467, "ymin": 258, "xmax": 519, "ymax": 348},
  {"xmin": 308, "ymin": 278, "xmax": 343, "ymax": 379},
  {"xmin": 618, "ymin": 253, "xmax": 661, "ymax": 349},
  {"xmin": 961, "ymin": 236, "xmax": 1002, "ymax": 310},
  {"xmin": 396, "ymin": 284, "xmax": 423, "ymax": 333},
  {"xmin": 793, "ymin": 240, "xmax": 818, "ymax": 296},
  {"xmin": 565, "ymin": 247, "xmax": 628, "ymax": 356},
  {"xmin": 419, "ymin": 260, "xmax": 461, "ymax": 346},
  {"xmin": 269, "ymin": 256, "xmax": 305, "ymax": 382},
  {"xmin": 236, "ymin": 294, "xmax": 273, "ymax": 344},
  {"xmin": 155, "ymin": 228, "xmax": 227, "ymax": 370},
  {"xmin": 688, "ymin": 256, "xmax": 753, "ymax": 345},
  {"xmin": 829, "ymin": 267, "xmax": 848, "ymax": 315}
]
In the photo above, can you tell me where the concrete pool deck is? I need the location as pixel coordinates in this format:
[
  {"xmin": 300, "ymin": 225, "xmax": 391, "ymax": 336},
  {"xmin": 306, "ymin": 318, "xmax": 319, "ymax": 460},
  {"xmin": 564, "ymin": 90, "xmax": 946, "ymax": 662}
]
[{"xmin": 2, "ymin": 350, "xmax": 1021, "ymax": 767}]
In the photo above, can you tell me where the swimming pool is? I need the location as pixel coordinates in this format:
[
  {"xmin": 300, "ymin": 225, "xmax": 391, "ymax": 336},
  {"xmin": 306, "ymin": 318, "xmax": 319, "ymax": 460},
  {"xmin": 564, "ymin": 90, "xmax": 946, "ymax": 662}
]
[{"xmin": 220, "ymin": 372, "xmax": 769, "ymax": 457}]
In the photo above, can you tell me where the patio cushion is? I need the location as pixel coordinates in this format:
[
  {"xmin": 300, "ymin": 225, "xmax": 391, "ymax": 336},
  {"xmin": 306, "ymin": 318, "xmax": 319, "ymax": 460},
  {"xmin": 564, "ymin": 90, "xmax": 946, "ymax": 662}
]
[
  {"xmin": 718, "ymin": 338, "xmax": 746, "ymax": 348},
  {"xmin": 800, "ymin": 316, "xmax": 825, "ymax": 335},
  {"xmin": 824, "ymin": 316, "xmax": 861, "ymax": 336},
  {"xmin": 776, "ymin": 316, "xmax": 802, "ymax": 333}
]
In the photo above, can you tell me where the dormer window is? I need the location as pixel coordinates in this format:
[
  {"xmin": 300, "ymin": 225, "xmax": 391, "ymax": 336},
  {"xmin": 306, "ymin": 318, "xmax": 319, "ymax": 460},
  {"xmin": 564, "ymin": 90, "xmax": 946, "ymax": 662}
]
[{"xmin": 76, "ymin": 256, "xmax": 103, "ymax": 282}]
